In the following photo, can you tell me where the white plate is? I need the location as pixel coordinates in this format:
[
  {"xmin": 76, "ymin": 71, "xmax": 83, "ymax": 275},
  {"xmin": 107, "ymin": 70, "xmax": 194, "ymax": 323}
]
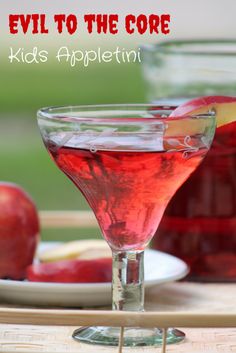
[{"xmin": 0, "ymin": 242, "xmax": 189, "ymax": 307}]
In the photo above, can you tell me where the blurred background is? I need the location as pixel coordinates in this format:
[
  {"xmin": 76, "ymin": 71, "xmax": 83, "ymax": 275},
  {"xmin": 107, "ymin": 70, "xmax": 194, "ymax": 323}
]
[{"xmin": 1, "ymin": 0, "xmax": 235, "ymax": 241}]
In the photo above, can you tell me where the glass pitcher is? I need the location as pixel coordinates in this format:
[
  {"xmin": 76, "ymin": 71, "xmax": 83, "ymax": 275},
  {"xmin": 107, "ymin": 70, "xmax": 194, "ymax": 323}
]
[{"xmin": 141, "ymin": 40, "xmax": 236, "ymax": 281}]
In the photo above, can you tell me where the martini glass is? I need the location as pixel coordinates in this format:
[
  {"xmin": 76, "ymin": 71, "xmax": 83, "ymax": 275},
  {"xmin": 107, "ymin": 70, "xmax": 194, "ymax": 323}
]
[{"xmin": 37, "ymin": 104, "xmax": 215, "ymax": 347}]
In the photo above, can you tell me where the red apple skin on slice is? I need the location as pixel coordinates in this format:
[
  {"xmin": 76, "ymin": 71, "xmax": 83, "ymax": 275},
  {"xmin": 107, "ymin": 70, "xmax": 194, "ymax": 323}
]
[
  {"xmin": 170, "ymin": 96, "xmax": 236, "ymax": 127},
  {"xmin": 27, "ymin": 258, "xmax": 112, "ymax": 283}
]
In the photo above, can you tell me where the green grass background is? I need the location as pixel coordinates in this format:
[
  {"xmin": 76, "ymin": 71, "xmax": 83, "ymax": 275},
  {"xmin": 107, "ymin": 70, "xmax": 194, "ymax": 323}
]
[{"xmin": 0, "ymin": 61, "xmax": 145, "ymax": 241}]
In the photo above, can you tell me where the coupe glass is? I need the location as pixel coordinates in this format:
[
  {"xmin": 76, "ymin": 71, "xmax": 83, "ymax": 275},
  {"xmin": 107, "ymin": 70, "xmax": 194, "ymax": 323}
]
[{"xmin": 37, "ymin": 105, "xmax": 215, "ymax": 347}]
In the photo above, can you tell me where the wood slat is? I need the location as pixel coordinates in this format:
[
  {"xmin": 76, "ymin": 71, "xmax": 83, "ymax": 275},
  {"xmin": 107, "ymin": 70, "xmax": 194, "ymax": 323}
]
[
  {"xmin": 0, "ymin": 308, "xmax": 236, "ymax": 328},
  {"xmin": 39, "ymin": 211, "xmax": 97, "ymax": 228}
]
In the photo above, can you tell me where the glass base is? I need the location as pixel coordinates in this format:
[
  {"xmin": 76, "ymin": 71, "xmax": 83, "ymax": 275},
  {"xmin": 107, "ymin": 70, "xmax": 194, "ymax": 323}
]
[{"xmin": 72, "ymin": 326, "xmax": 185, "ymax": 347}]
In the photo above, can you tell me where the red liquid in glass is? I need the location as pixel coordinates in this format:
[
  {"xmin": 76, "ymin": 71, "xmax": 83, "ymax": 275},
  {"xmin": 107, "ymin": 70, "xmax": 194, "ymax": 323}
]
[
  {"xmin": 154, "ymin": 121, "xmax": 236, "ymax": 281},
  {"xmin": 47, "ymin": 139, "xmax": 206, "ymax": 251}
]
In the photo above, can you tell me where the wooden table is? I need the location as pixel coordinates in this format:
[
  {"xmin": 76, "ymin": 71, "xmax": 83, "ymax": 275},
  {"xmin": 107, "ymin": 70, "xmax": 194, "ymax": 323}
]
[{"xmin": 0, "ymin": 282, "xmax": 236, "ymax": 352}]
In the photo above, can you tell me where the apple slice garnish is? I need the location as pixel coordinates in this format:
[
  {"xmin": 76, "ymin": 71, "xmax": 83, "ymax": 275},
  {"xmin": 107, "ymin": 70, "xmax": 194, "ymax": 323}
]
[{"xmin": 170, "ymin": 96, "xmax": 236, "ymax": 127}]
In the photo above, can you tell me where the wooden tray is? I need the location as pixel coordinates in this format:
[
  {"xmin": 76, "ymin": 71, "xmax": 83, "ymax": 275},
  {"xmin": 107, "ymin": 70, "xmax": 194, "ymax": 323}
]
[
  {"xmin": 0, "ymin": 211, "xmax": 235, "ymax": 352},
  {"xmin": 0, "ymin": 282, "xmax": 236, "ymax": 352},
  {"xmin": 0, "ymin": 325, "xmax": 235, "ymax": 353}
]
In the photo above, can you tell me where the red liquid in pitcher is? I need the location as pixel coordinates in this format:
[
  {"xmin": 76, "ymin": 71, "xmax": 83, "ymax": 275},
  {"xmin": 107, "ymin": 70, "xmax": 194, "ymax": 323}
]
[
  {"xmin": 154, "ymin": 121, "xmax": 236, "ymax": 281},
  {"xmin": 46, "ymin": 136, "xmax": 206, "ymax": 251}
]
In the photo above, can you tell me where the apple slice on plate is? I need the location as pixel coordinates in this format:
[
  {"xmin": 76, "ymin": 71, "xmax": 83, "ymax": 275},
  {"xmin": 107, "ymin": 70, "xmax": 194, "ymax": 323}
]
[
  {"xmin": 27, "ymin": 257, "xmax": 112, "ymax": 283},
  {"xmin": 170, "ymin": 96, "xmax": 236, "ymax": 127},
  {"xmin": 38, "ymin": 239, "xmax": 111, "ymax": 263}
]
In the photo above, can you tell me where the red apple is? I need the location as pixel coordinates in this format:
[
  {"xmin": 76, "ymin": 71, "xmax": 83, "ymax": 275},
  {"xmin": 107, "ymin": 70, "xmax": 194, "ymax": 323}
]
[
  {"xmin": 0, "ymin": 182, "xmax": 40, "ymax": 280},
  {"xmin": 27, "ymin": 258, "xmax": 112, "ymax": 283},
  {"xmin": 170, "ymin": 95, "xmax": 236, "ymax": 127}
]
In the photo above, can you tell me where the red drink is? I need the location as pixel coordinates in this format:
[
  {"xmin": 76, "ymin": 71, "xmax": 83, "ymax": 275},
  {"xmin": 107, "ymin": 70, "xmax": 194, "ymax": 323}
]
[
  {"xmin": 47, "ymin": 136, "xmax": 207, "ymax": 251},
  {"xmin": 154, "ymin": 121, "xmax": 236, "ymax": 281}
]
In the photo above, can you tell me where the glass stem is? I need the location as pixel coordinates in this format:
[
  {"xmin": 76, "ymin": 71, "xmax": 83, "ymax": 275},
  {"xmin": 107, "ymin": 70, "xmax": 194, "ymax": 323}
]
[{"xmin": 112, "ymin": 250, "xmax": 144, "ymax": 312}]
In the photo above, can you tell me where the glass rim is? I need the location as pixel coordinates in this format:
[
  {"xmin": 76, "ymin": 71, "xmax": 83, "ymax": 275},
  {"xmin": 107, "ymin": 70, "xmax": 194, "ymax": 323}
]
[
  {"xmin": 37, "ymin": 103, "xmax": 215, "ymax": 123},
  {"xmin": 141, "ymin": 39, "xmax": 236, "ymax": 56}
]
